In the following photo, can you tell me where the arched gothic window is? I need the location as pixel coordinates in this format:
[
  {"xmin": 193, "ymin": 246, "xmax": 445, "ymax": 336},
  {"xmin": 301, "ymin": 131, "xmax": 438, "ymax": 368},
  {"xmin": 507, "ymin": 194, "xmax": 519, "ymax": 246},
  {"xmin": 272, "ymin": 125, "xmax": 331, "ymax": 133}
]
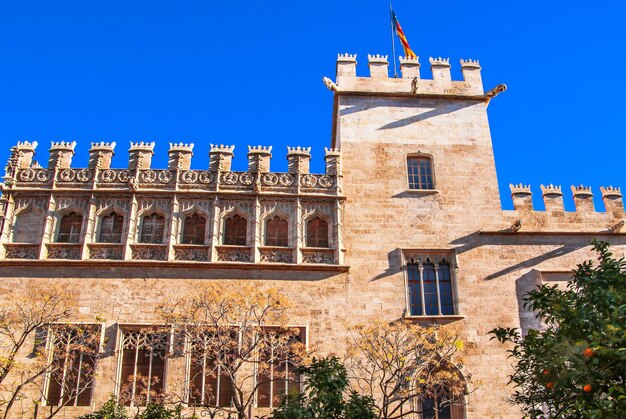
[
  {"xmin": 407, "ymin": 156, "xmax": 434, "ymax": 190},
  {"xmin": 56, "ymin": 212, "xmax": 83, "ymax": 243},
  {"xmin": 265, "ymin": 215, "xmax": 288, "ymax": 247},
  {"xmin": 98, "ymin": 213, "xmax": 124, "ymax": 243},
  {"xmin": 306, "ymin": 217, "xmax": 329, "ymax": 248},
  {"xmin": 12, "ymin": 207, "xmax": 44, "ymax": 243},
  {"xmin": 182, "ymin": 213, "xmax": 207, "ymax": 244},
  {"xmin": 139, "ymin": 213, "xmax": 165, "ymax": 244},
  {"xmin": 418, "ymin": 388, "xmax": 466, "ymax": 419},
  {"xmin": 223, "ymin": 214, "xmax": 247, "ymax": 245}
]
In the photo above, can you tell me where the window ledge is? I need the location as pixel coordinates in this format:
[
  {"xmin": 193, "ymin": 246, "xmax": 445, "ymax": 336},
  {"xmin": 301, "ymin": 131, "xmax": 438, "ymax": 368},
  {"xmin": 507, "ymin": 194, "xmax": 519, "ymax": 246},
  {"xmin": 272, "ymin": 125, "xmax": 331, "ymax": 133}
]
[
  {"xmin": 405, "ymin": 189, "xmax": 439, "ymax": 195},
  {"xmin": 404, "ymin": 315, "xmax": 465, "ymax": 322}
]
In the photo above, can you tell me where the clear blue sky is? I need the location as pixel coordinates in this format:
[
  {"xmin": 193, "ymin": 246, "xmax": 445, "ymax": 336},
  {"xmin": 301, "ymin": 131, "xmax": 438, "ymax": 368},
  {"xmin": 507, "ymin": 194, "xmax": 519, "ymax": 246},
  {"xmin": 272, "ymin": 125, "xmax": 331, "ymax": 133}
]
[{"xmin": 1, "ymin": 1, "xmax": 624, "ymax": 210}]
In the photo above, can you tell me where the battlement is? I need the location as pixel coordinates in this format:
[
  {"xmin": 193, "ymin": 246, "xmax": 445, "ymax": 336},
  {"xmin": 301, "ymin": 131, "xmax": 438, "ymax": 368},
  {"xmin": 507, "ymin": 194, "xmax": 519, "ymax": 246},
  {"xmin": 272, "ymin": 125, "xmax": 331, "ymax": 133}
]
[
  {"xmin": 3, "ymin": 141, "xmax": 342, "ymax": 196},
  {"xmin": 330, "ymin": 52, "xmax": 490, "ymax": 96},
  {"xmin": 510, "ymin": 183, "xmax": 624, "ymax": 214}
]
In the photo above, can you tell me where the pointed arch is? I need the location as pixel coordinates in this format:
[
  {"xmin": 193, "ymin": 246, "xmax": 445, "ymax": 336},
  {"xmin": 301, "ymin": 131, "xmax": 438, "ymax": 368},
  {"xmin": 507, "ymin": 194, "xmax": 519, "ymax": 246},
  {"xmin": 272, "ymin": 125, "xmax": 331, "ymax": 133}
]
[
  {"xmin": 55, "ymin": 210, "xmax": 84, "ymax": 243},
  {"xmin": 11, "ymin": 204, "xmax": 46, "ymax": 243},
  {"xmin": 303, "ymin": 213, "xmax": 330, "ymax": 248},
  {"xmin": 97, "ymin": 211, "xmax": 126, "ymax": 243},
  {"xmin": 222, "ymin": 213, "xmax": 248, "ymax": 246},
  {"xmin": 138, "ymin": 211, "xmax": 166, "ymax": 244},
  {"xmin": 261, "ymin": 208, "xmax": 290, "ymax": 247}
]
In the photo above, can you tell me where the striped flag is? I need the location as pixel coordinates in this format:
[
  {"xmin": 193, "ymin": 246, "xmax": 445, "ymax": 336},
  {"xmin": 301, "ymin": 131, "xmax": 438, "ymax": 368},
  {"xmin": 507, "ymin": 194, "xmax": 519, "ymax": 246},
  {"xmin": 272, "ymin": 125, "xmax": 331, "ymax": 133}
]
[{"xmin": 391, "ymin": 11, "xmax": 417, "ymax": 58}]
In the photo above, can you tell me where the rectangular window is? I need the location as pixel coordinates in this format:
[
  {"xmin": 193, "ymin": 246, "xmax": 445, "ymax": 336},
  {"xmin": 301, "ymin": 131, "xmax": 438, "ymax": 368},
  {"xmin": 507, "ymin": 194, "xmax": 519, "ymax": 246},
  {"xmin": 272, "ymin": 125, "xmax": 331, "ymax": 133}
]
[
  {"xmin": 45, "ymin": 324, "xmax": 102, "ymax": 407},
  {"xmin": 407, "ymin": 157, "xmax": 434, "ymax": 190},
  {"xmin": 256, "ymin": 327, "xmax": 305, "ymax": 408},
  {"xmin": 406, "ymin": 255, "xmax": 455, "ymax": 316},
  {"xmin": 188, "ymin": 330, "xmax": 236, "ymax": 407},
  {"xmin": 118, "ymin": 329, "xmax": 169, "ymax": 407}
]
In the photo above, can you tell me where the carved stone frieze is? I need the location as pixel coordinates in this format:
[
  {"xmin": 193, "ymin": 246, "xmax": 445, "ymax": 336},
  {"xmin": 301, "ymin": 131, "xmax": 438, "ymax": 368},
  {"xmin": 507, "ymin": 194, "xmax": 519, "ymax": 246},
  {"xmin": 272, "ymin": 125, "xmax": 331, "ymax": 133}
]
[
  {"xmin": 259, "ymin": 247, "xmax": 293, "ymax": 263},
  {"xmin": 179, "ymin": 199, "xmax": 211, "ymax": 214},
  {"xmin": 17, "ymin": 168, "xmax": 51, "ymax": 184},
  {"xmin": 15, "ymin": 197, "xmax": 48, "ymax": 211},
  {"xmin": 4, "ymin": 244, "xmax": 39, "ymax": 259},
  {"xmin": 131, "ymin": 244, "xmax": 167, "ymax": 261},
  {"xmin": 88, "ymin": 244, "xmax": 124, "ymax": 260},
  {"xmin": 219, "ymin": 200, "xmax": 253, "ymax": 217},
  {"xmin": 216, "ymin": 246, "xmax": 251, "ymax": 262},
  {"xmin": 301, "ymin": 249, "xmax": 334, "ymax": 264},
  {"xmin": 173, "ymin": 245, "xmax": 209, "ymax": 261},
  {"xmin": 98, "ymin": 169, "xmax": 132, "ymax": 184},
  {"xmin": 57, "ymin": 168, "xmax": 93, "ymax": 183},
  {"xmin": 47, "ymin": 244, "xmax": 82, "ymax": 260},
  {"xmin": 96, "ymin": 198, "xmax": 131, "ymax": 214}
]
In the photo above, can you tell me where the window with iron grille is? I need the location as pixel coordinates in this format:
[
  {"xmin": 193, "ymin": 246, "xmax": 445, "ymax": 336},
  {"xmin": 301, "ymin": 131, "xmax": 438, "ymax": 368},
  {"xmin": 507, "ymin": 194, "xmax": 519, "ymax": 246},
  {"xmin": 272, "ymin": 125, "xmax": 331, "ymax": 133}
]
[
  {"xmin": 406, "ymin": 257, "xmax": 455, "ymax": 316},
  {"xmin": 265, "ymin": 215, "xmax": 288, "ymax": 247},
  {"xmin": 44, "ymin": 324, "xmax": 101, "ymax": 407},
  {"xmin": 305, "ymin": 217, "xmax": 329, "ymax": 248},
  {"xmin": 56, "ymin": 212, "xmax": 83, "ymax": 243},
  {"xmin": 223, "ymin": 214, "xmax": 247, "ymax": 245},
  {"xmin": 118, "ymin": 329, "xmax": 169, "ymax": 407},
  {"xmin": 98, "ymin": 213, "xmax": 124, "ymax": 243},
  {"xmin": 256, "ymin": 327, "xmax": 305, "ymax": 408},
  {"xmin": 418, "ymin": 391, "xmax": 466, "ymax": 419},
  {"xmin": 139, "ymin": 213, "xmax": 165, "ymax": 244},
  {"xmin": 407, "ymin": 156, "xmax": 434, "ymax": 190},
  {"xmin": 182, "ymin": 213, "xmax": 207, "ymax": 244}
]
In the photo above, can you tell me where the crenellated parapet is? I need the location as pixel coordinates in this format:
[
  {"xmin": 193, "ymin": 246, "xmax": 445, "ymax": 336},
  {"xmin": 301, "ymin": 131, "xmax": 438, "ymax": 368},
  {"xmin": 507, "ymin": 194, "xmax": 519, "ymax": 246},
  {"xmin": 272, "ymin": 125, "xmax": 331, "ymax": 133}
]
[
  {"xmin": 508, "ymin": 183, "xmax": 624, "ymax": 215},
  {"xmin": 3, "ymin": 141, "xmax": 342, "ymax": 197},
  {"xmin": 330, "ymin": 52, "xmax": 491, "ymax": 96},
  {"xmin": 48, "ymin": 141, "xmax": 77, "ymax": 170}
]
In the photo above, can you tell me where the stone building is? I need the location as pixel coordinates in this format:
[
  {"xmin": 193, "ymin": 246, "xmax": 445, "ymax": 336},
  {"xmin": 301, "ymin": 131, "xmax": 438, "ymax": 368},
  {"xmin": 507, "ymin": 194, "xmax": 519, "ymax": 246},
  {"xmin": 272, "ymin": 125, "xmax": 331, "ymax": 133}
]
[{"xmin": 0, "ymin": 53, "xmax": 624, "ymax": 418}]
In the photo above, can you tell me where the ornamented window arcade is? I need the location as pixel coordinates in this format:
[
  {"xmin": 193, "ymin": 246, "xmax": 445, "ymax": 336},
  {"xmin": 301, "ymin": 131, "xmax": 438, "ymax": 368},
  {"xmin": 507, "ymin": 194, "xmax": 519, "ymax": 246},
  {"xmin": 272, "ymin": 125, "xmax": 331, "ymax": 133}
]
[
  {"xmin": 56, "ymin": 212, "xmax": 83, "ymax": 243},
  {"xmin": 44, "ymin": 324, "xmax": 103, "ymax": 408},
  {"xmin": 139, "ymin": 213, "xmax": 165, "ymax": 244},
  {"xmin": 98, "ymin": 213, "xmax": 124, "ymax": 243},
  {"xmin": 407, "ymin": 155, "xmax": 434, "ymax": 190},
  {"xmin": 118, "ymin": 328, "xmax": 170, "ymax": 407},
  {"xmin": 305, "ymin": 217, "xmax": 329, "ymax": 248},
  {"xmin": 223, "ymin": 214, "xmax": 247, "ymax": 246},
  {"xmin": 182, "ymin": 213, "xmax": 207, "ymax": 245},
  {"xmin": 405, "ymin": 254, "xmax": 456, "ymax": 316}
]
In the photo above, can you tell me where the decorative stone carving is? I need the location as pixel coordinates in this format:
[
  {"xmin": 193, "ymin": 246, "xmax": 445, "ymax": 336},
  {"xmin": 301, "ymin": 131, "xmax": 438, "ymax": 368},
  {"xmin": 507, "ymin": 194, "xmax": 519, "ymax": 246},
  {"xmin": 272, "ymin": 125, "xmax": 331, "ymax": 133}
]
[
  {"xmin": 88, "ymin": 244, "xmax": 124, "ymax": 260},
  {"xmin": 301, "ymin": 249, "xmax": 334, "ymax": 264},
  {"xmin": 47, "ymin": 244, "xmax": 82, "ymax": 260},
  {"xmin": 55, "ymin": 196, "xmax": 88, "ymax": 211},
  {"xmin": 216, "ymin": 246, "xmax": 251, "ymax": 262},
  {"xmin": 174, "ymin": 245, "xmax": 209, "ymax": 261},
  {"xmin": 4, "ymin": 244, "xmax": 39, "ymax": 259},
  {"xmin": 122, "ymin": 329, "xmax": 169, "ymax": 351},
  {"xmin": 260, "ymin": 248, "xmax": 293, "ymax": 263},
  {"xmin": 131, "ymin": 244, "xmax": 167, "ymax": 261}
]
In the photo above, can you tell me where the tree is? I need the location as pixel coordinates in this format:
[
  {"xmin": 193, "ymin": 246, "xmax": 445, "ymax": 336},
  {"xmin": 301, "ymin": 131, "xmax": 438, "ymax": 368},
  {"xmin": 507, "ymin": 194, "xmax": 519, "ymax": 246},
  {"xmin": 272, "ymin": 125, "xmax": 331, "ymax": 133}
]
[
  {"xmin": 490, "ymin": 241, "xmax": 626, "ymax": 418},
  {"xmin": 346, "ymin": 320, "xmax": 468, "ymax": 419},
  {"xmin": 77, "ymin": 396, "xmax": 129, "ymax": 419},
  {"xmin": 270, "ymin": 356, "xmax": 376, "ymax": 419},
  {"xmin": 0, "ymin": 285, "xmax": 77, "ymax": 419},
  {"xmin": 157, "ymin": 284, "xmax": 306, "ymax": 419}
]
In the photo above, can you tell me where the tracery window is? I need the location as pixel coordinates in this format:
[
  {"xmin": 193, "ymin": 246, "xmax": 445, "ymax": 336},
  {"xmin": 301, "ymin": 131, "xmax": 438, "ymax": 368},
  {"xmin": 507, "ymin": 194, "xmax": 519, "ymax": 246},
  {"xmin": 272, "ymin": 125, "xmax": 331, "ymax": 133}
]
[
  {"xmin": 407, "ymin": 156, "xmax": 434, "ymax": 190},
  {"xmin": 407, "ymin": 257, "xmax": 454, "ymax": 316},
  {"xmin": 139, "ymin": 213, "xmax": 165, "ymax": 244},
  {"xmin": 265, "ymin": 215, "xmax": 288, "ymax": 247},
  {"xmin": 118, "ymin": 329, "xmax": 169, "ymax": 407},
  {"xmin": 12, "ymin": 207, "xmax": 44, "ymax": 243},
  {"xmin": 182, "ymin": 213, "xmax": 207, "ymax": 245},
  {"xmin": 187, "ymin": 330, "xmax": 236, "ymax": 407},
  {"xmin": 223, "ymin": 214, "xmax": 247, "ymax": 245},
  {"xmin": 56, "ymin": 212, "xmax": 83, "ymax": 243},
  {"xmin": 44, "ymin": 324, "xmax": 101, "ymax": 407},
  {"xmin": 256, "ymin": 327, "xmax": 305, "ymax": 408},
  {"xmin": 305, "ymin": 217, "xmax": 329, "ymax": 248},
  {"xmin": 98, "ymin": 213, "xmax": 124, "ymax": 243}
]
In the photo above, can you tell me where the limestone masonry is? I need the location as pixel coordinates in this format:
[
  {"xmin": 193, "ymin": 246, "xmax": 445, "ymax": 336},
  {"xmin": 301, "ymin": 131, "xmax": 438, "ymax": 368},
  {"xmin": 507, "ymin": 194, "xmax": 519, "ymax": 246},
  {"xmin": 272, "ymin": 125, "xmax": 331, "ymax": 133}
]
[{"xmin": 0, "ymin": 53, "xmax": 624, "ymax": 418}]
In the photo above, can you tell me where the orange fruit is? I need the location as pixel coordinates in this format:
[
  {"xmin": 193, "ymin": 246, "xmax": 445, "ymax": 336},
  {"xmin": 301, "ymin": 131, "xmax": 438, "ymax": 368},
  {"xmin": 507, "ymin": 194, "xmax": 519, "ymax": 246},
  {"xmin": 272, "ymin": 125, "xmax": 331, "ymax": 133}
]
[
  {"xmin": 583, "ymin": 384, "xmax": 592, "ymax": 392},
  {"xmin": 542, "ymin": 369, "xmax": 550, "ymax": 376},
  {"xmin": 583, "ymin": 348, "xmax": 594, "ymax": 357},
  {"xmin": 546, "ymin": 382, "xmax": 554, "ymax": 390}
]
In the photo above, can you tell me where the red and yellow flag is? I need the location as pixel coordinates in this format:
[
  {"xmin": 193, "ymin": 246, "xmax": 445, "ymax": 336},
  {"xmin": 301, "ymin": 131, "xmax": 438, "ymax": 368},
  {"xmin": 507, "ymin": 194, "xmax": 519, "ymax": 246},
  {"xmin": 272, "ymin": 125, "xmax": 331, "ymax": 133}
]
[{"xmin": 392, "ymin": 11, "xmax": 417, "ymax": 58}]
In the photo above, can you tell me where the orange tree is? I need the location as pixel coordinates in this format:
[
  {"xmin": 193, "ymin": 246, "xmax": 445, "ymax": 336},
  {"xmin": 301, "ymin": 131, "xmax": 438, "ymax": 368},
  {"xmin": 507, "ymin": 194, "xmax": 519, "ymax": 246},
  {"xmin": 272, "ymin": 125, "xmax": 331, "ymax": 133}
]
[{"xmin": 490, "ymin": 241, "xmax": 626, "ymax": 418}]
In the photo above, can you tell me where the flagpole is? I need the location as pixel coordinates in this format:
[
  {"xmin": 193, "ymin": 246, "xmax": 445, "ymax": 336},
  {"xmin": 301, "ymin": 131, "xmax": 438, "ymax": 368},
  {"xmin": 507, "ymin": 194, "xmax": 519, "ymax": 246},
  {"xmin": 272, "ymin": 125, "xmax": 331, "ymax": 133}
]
[{"xmin": 389, "ymin": 2, "xmax": 398, "ymax": 78}]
